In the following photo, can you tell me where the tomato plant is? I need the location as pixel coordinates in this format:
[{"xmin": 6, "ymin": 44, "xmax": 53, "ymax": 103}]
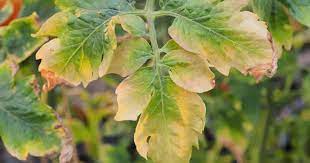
[{"xmin": 0, "ymin": 0, "xmax": 309, "ymax": 163}]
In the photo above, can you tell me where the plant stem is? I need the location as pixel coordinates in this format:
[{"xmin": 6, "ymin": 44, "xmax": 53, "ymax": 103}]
[
  {"xmin": 145, "ymin": 0, "xmax": 165, "ymax": 95},
  {"xmin": 145, "ymin": 0, "xmax": 160, "ymax": 64}
]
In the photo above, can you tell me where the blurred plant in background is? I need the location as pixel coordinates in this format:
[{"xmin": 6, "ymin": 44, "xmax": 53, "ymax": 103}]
[{"xmin": 0, "ymin": 0, "xmax": 309, "ymax": 163}]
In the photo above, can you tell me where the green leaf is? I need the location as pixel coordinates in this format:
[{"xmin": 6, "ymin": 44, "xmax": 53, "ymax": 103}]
[
  {"xmin": 162, "ymin": 49, "xmax": 215, "ymax": 93},
  {"xmin": 116, "ymin": 68, "xmax": 206, "ymax": 163},
  {"xmin": 21, "ymin": 0, "xmax": 57, "ymax": 20},
  {"xmin": 163, "ymin": 0, "xmax": 277, "ymax": 81},
  {"xmin": 252, "ymin": 0, "xmax": 293, "ymax": 50},
  {"xmin": 108, "ymin": 38, "xmax": 152, "ymax": 77},
  {"xmin": 282, "ymin": 0, "xmax": 310, "ymax": 27},
  {"xmin": 35, "ymin": 0, "xmax": 136, "ymax": 86},
  {"xmin": 0, "ymin": 13, "xmax": 47, "ymax": 63},
  {"xmin": 55, "ymin": 0, "xmax": 134, "ymax": 11},
  {"xmin": 0, "ymin": 64, "xmax": 62, "ymax": 160}
]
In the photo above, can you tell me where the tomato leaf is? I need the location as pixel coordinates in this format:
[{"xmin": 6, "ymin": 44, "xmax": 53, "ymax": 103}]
[
  {"xmin": 111, "ymin": 15, "xmax": 147, "ymax": 37},
  {"xmin": 0, "ymin": 13, "xmax": 47, "ymax": 63},
  {"xmin": 282, "ymin": 0, "xmax": 310, "ymax": 27},
  {"xmin": 163, "ymin": 0, "xmax": 277, "ymax": 81},
  {"xmin": 162, "ymin": 49, "xmax": 215, "ymax": 93},
  {"xmin": 33, "ymin": 1, "xmax": 285, "ymax": 163},
  {"xmin": 0, "ymin": 63, "xmax": 63, "ymax": 160},
  {"xmin": 116, "ymin": 68, "xmax": 206, "ymax": 163},
  {"xmin": 108, "ymin": 38, "xmax": 152, "ymax": 77},
  {"xmin": 252, "ymin": 0, "xmax": 294, "ymax": 50},
  {"xmin": 35, "ymin": 0, "xmax": 136, "ymax": 86},
  {"xmin": 21, "ymin": 0, "xmax": 57, "ymax": 21}
]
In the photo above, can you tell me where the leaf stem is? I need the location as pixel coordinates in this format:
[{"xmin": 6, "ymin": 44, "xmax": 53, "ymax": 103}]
[
  {"xmin": 145, "ymin": 0, "xmax": 159, "ymax": 55},
  {"xmin": 145, "ymin": 0, "xmax": 169, "ymax": 140},
  {"xmin": 145, "ymin": 0, "xmax": 161, "ymax": 68}
]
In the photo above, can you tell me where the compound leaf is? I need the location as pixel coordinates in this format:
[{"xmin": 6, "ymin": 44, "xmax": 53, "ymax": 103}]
[
  {"xmin": 0, "ymin": 13, "xmax": 47, "ymax": 63},
  {"xmin": 0, "ymin": 64, "xmax": 63, "ymax": 160},
  {"xmin": 164, "ymin": 0, "xmax": 277, "ymax": 81}
]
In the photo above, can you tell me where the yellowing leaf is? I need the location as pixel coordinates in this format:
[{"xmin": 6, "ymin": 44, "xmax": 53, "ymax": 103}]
[
  {"xmin": 116, "ymin": 68, "xmax": 206, "ymax": 163},
  {"xmin": 35, "ymin": 0, "xmax": 136, "ymax": 86},
  {"xmin": 35, "ymin": 12, "xmax": 68, "ymax": 37},
  {"xmin": 163, "ymin": 49, "xmax": 215, "ymax": 93},
  {"xmin": 112, "ymin": 15, "xmax": 147, "ymax": 37},
  {"xmin": 108, "ymin": 38, "xmax": 152, "ymax": 77},
  {"xmin": 0, "ymin": 64, "xmax": 63, "ymax": 160},
  {"xmin": 165, "ymin": 0, "xmax": 277, "ymax": 81},
  {"xmin": 0, "ymin": 13, "xmax": 47, "ymax": 63},
  {"xmin": 115, "ymin": 68, "xmax": 154, "ymax": 121},
  {"xmin": 134, "ymin": 78, "xmax": 205, "ymax": 163},
  {"xmin": 36, "ymin": 14, "xmax": 115, "ymax": 86}
]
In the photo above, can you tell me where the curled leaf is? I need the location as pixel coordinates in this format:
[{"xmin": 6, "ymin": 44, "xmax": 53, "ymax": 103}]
[
  {"xmin": 40, "ymin": 69, "xmax": 69, "ymax": 92},
  {"xmin": 111, "ymin": 15, "xmax": 147, "ymax": 37},
  {"xmin": 163, "ymin": 49, "xmax": 215, "ymax": 93}
]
